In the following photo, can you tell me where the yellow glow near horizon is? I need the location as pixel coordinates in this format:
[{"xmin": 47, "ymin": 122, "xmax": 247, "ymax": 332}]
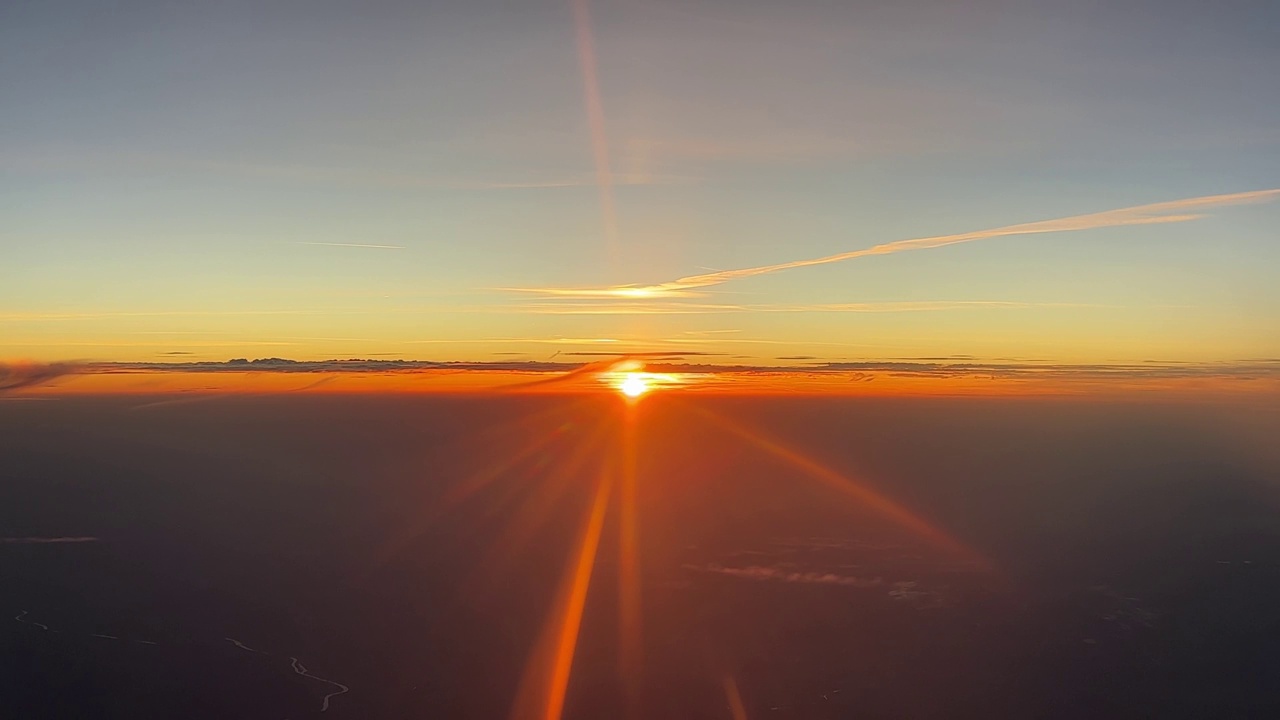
[{"xmin": 618, "ymin": 373, "xmax": 649, "ymax": 397}]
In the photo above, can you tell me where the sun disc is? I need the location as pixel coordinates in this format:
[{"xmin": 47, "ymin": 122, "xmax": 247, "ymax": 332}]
[{"xmin": 618, "ymin": 373, "xmax": 649, "ymax": 398}]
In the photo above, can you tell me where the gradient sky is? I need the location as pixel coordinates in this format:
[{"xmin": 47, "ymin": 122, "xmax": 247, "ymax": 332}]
[{"xmin": 3, "ymin": 0, "xmax": 1278, "ymax": 364}]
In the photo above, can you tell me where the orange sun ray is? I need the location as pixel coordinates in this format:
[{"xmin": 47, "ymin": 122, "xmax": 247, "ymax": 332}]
[
  {"xmin": 439, "ymin": 398, "xmax": 595, "ymax": 510},
  {"xmin": 511, "ymin": 465, "xmax": 614, "ymax": 720},
  {"xmin": 371, "ymin": 399, "xmax": 592, "ymax": 572},
  {"xmin": 722, "ymin": 674, "xmax": 749, "ymax": 720},
  {"xmin": 616, "ymin": 398, "xmax": 643, "ymax": 713},
  {"xmin": 687, "ymin": 403, "xmax": 991, "ymax": 570},
  {"xmin": 461, "ymin": 418, "xmax": 615, "ymax": 599}
]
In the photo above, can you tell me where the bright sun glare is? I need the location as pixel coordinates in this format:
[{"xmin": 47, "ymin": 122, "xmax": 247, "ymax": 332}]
[{"xmin": 618, "ymin": 373, "xmax": 650, "ymax": 397}]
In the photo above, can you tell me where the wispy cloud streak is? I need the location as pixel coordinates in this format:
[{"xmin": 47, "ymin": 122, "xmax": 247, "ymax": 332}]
[
  {"xmin": 509, "ymin": 300, "xmax": 1101, "ymax": 314},
  {"xmin": 764, "ymin": 301, "xmax": 1102, "ymax": 312},
  {"xmin": 488, "ymin": 358, "xmax": 634, "ymax": 392},
  {"xmin": 516, "ymin": 189, "xmax": 1280, "ymax": 298},
  {"xmin": 294, "ymin": 242, "xmax": 404, "ymax": 249}
]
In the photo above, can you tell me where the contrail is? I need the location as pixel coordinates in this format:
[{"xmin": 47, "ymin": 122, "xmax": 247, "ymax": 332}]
[
  {"xmin": 516, "ymin": 188, "xmax": 1280, "ymax": 298},
  {"xmin": 294, "ymin": 241, "xmax": 404, "ymax": 249},
  {"xmin": 571, "ymin": 0, "xmax": 620, "ymax": 251},
  {"xmin": 0, "ymin": 362, "xmax": 82, "ymax": 392},
  {"xmin": 490, "ymin": 358, "xmax": 632, "ymax": 392}
]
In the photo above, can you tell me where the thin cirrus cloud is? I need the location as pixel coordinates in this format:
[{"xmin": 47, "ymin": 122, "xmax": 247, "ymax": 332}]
[
  {"xmin": 294, "ymin": 241, "xmax": 405, "ymax": 250},
  {"xmin": 509, "ymin": 302, "xmax": 743, "ymax": 314},
  {"xmin": 3, "ymin": 148, "xmax": 691, "ymax": 191},
  {"xmin": 195, "ymin": 155, "xmax": 691, "ymax": 191},
  {"xmin": 508, "ymin": 300, "xmax": 1102, "ymax": 315},
  {"xmin": 512, "ymin": 188, "xmax": 1280, "ymax": 299},
  {"xmin": 405, "ymin": 337, "xmax": 622, "ymax": 345},
  {"xmin": 762, "ymin": 301, "xmax": 1103, "ymax": 312}
]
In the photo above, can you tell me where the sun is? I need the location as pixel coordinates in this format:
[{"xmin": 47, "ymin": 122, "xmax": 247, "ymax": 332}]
[
  {"xmin": 602, "ymin": 364, "xmax": 687, "ymax": 397},
  {"xmin": 618, "ymin": 373, "xmax": 650, "ymax": 398}
]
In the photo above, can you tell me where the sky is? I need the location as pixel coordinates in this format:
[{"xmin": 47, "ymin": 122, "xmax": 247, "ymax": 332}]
[{"xmin": 3, "ymin": 0, "xmax": 1279, "ymax": 366}]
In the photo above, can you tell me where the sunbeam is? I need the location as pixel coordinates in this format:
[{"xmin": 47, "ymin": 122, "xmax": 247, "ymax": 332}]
[
  {"xmin": 371, "ymin": 399, "xmax": 593, "ymax": 572},
  {"xmin": 511, "ymin": 464, "xmax": 614, "ymax": 720},
  {"xmin": 686, "ymin": 402, "xmax": 991, "ymax": 570},
  {"xmin": 722, "ymin": 674, "xmax": 749, "ymax": 720},
  {"xmin": 617, "ymin": 398, "xmax": 643, "ymax": 713},
  {"xmin": 461, "ymin": 418, "xmax": 615, "ymax": 599}
]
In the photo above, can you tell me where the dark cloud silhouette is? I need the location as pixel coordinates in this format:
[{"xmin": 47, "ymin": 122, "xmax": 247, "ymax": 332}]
[{"xmin": 812, "ymin": 359, "xmax": 1280, "ymax": 381}]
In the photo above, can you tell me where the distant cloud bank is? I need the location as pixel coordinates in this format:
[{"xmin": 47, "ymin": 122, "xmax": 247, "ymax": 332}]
[
  {"xmin": 3, "ymin": 357, "xmax": 1279, "ymax": 396},
  {"xmin": 103, "ymin": 356, "xmax": 1280, "ymax": 382}
]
